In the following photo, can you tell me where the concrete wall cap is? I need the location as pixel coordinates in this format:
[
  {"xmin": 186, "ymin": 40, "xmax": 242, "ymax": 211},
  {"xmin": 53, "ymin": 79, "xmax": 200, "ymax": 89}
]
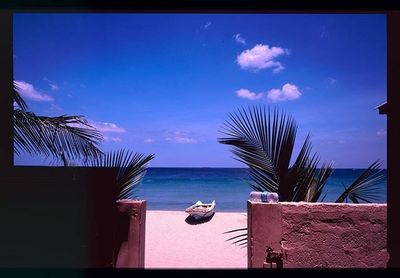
[{"xmin": 116, "ymin": 199, "xmax": 146, "ymax": 204}]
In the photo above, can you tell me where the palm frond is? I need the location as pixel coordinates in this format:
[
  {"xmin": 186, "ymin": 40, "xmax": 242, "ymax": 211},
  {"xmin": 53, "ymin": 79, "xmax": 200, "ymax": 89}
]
[
  {"xmin": 229, "ymin": 237, "xmax": 248, "ymax": 245},
  {"xmin": 13, "ymin": 82, "xmax": 28, "ymax": 111},
  {"xmin": 225, "ymin": 233, "xmax": 248, "ymax": 242},
  {"xmin": 320, "ymin": 192, "xmax": 328, "ymax": 202},
  {"xmin": 14, "ymin": 109, "xmax": 103, "ymax": 161},
  {"xmin": 304, "ymin": 162, "xmax": 335, "ymax": 202},
  {"xmin": 219, "ymin": 107, "xmax": 277, "ymax": 177},
  {"xmin": 218, "ymin": 106, "xmax": 297, "ymax": 197},
  {"xmin": 238, "ymin": 241, "xmax": 248, "ymax": 249},
  {"xmin": 284, "ymin": 134, "xmax": 315, "ymax": 199},
  {"xmin": 224, "ymin": 227, "xmax": 248, "ymax": 247},
  {"xmin": 223, "ymin": 227, "xmax": 248, "ymax": 234},
  {"xmin": 291, "ymin": 152, "xmax": 320, "ymax": 202},
  {"xmin": 84, "ymin": 149, "xmax": 155, "ymax": 200},
  {"xmin": 225, "ymin": 233, "xmax": 248, "ymax": 245},
  {"xmin": 335, "ymin": 160, "xmax": 385, "ymax": 203},
  {"xmin": 248, "ymin": 166, "xmax": 279, "ymax": 193}
]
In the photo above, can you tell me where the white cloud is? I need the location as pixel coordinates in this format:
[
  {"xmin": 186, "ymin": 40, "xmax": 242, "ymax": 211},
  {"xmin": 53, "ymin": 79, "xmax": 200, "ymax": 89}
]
[
  {"xmin": 327, "ymin": 77, "xmax": 337, "ymax": 87},
  {"xmin": 14, "ymin": 80, "xmax": 54, "ymax": 102},
  {"xmin": 338, "ymin": 140, "xmax": 346, "ymax": 144},
  {"xmin": 202, "ymin": 21, "xmax": 212, "ymax": 29},
  {"xmin": 267, "ymin": 83, "xmax": 301, "ymax": 102},
  {"xmin": 166, "ymin": 137, "xmax": 197, "ymax": 144},
  {"xmin": 377, "ymin": 129, "xmax": 387, "ymax": 136},
  {"xmin": 104, "ymin": 136, "xmax": 122, "ymax": 142},
  {"xmin": 165, "ymin": 131, "xmax": 197, "ymax": 144},
  {"xmin": 320, "ymin": 26, "xmax": 328, "ymax": 39},
  {"xmin": 272, "ymin": 63, "xmax": 285, "ymax": 73},
  {"xmin": 49, "ymin": 84, "xmax": 59, "ymax": 91},
  {"xmin": 89, "ymin": 121, "xmax": 126, "ymax": 133},
  {"xmin": 43, "ymin": 77, "xmax": 59, "ymax": 91},
  {"xmin": 144, "ymin": 138, "xmax": 154, "ymax": 143},
  {"xmin": 235, "ymin": 88, "xmax": 263, "ymax": 100},
  {"xmin": 237, "ymin": 44, "xmax": 288, "ymax": 72},
  {"xmin": 233, "ymin": 33, "xmax": 246, "ymax": 45}
]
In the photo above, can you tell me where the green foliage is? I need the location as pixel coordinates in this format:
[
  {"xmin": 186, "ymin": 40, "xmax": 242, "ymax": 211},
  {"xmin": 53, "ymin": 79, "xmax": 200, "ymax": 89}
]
[
  {"xmin": 219, "ymin": 106, "xmax": 335, "ymax": 202},
  {"xmin": 219, "ymin": 105, "xmax": 385, "ymax": 248},
  {"xmin": 13, "ymin": 82, "xmax": 103, "ymax": 161},
  {"xmin": 14, "ymin": 109, "xmax": 103, "ymax": 161},
  {"xmin": 13, "ymin": 84, "xmax": 28, "ymax": 111},
  {"xmin": 335, "ymin": 160, "xmax": 385, "ymax": 203},
  {"xmin": 13, "ymin": 84, "xmax": 154, "ymax": 200},
  {"xmin": 84, "ymin": 149, "xmax": 155, "ymax": 200}
]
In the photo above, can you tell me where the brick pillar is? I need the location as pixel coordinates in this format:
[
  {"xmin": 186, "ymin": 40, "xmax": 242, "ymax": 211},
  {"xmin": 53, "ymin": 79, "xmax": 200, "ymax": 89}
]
[{"xmin": 115, "ymin": 200, "xmax": 146, "ymax": 268}]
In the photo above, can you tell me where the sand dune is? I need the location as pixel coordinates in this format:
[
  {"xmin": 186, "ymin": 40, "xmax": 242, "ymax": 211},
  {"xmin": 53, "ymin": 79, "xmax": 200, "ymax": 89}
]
[{"xmin": 145, "ymin": 210, "xmax": 247, "ymax": 269}]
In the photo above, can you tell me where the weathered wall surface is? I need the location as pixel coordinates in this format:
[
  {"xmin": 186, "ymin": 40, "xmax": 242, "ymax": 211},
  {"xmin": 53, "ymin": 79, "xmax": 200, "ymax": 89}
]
[
  {"xmin": 115, "ymin": 200, "xmax": 147, "ymax": 268},
  {"xmin": 248, "ymin": 202, "xmax": 388, "ymax": 268}
]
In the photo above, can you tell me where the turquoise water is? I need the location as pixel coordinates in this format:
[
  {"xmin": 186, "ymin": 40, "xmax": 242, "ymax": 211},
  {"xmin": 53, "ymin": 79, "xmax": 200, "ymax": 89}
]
[{"xmin": 135, "ymin": 168, "xmax": 387, "ymax": 212}]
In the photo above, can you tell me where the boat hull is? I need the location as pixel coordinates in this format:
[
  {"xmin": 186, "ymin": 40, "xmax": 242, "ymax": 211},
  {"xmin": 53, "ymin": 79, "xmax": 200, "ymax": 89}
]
[
  {"xmin": 189, "ymin": 210, "xmax": 215, "ymax": 220},
  {"xmin": 185, "ymin": 200, "xmax": 216, "ymax": 220}
]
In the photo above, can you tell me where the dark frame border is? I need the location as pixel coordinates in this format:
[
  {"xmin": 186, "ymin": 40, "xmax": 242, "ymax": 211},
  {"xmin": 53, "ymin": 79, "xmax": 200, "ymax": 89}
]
[
  {"xmin": 0, "ymin": 0, "xmax": 399, "ymax": 12},
  {"xmin": 0, "ymin": 1, "xmax": 399, "ymax": 269}
]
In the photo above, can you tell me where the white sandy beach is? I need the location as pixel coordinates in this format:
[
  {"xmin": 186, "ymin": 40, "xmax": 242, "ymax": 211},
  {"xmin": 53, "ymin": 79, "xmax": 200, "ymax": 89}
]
[{"xmin": 145, "ymin": 210, "xmax": 248, "ymax": 269}]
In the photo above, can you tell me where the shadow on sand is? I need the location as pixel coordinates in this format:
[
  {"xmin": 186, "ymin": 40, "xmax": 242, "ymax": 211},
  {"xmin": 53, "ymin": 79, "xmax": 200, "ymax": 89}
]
[{"xmin": 185, "ymin": 212, "xmax": 215, "ymax": 225}]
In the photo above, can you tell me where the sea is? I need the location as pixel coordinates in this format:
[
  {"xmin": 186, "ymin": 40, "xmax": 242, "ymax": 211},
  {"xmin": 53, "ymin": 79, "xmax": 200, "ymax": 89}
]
[{"xmin": 135, "ymin": 168, "xmax": 387, "ymax": 212}]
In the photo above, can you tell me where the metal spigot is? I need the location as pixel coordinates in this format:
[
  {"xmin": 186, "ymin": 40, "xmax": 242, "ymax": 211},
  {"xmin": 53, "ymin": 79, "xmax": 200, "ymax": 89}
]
[{"xmin": 265, "ymin": 246, "xmax": 283, "ymax": 269}]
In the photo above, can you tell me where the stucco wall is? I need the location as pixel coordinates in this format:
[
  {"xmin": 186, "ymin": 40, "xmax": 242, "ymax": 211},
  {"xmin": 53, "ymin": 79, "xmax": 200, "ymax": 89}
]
[
  {"xmin": 248, "ymin": 201, "xmax": 388, "ymax": 268},
  {"xmin": 115, "ymin": 200, "xmax": 147, "ymax": 268}
]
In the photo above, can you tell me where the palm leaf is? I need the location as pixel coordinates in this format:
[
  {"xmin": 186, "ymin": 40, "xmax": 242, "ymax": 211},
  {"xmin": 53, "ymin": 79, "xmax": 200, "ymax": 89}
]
[
  {"xmin": 304, "ymin": 162, "xmax": 335, "ymax": 202},
  {"xmin": 218, "ymin": 105, "xmax": 384, "ymax": 250},
  {"xmin": 223, "ymin": 227, "xmax": 248, "ymax": 234},
  {"xmin": 218, "ymin": 105, "xmax": 336, "ymax": 202},
  {"xmin": 224, "ymin": 227, "xmax": 248, "ymax": 247},
  {"xmin": 218, "ymin": 106, "xmax": 298, "ymax": 198},
  {"xmin": 335, "ymin": 160, "xmax": 385, "ymax": 203},
  {"xmin": 13, "ymin": 82, "xmax": 28, "ymax": 111},
  {"xmin": 248, "ymin": 166, "xmax": 279, "ymax": 193},
  {"xmin": 84, "ymin": 149, "xmax": 155, "ymax": 200},
  {"xmin": 238, "ymin": 241, "xmax": 248, "ymax": 249},
  {"xmin": 14, "ymin": 109, "xmax": 104, "ymax": 161},
  {"xmin": 225, "ymin": 233, "xmax": 248, "ymax": 242},
  {"xmin": 285, "ymin": 135, "xmax": 316, "ymax": 200},
  {"xmin": 291, "ymin": 152, "xmax": 320, "ymax": 201}
]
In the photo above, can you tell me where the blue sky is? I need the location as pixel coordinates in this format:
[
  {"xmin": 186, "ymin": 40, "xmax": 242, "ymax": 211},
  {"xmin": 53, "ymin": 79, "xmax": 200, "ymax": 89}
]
[{"xmin": 13, "ymin": 13, "xmax": 387, "ymax": 168}]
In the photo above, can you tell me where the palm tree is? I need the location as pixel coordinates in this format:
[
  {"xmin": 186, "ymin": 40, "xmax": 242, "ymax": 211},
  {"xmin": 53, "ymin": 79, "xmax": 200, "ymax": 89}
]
[
  {"xmin": 219, "ymin": 105, "xmax": 385, "ymax": 247},
  {"xmin": 13, "ymin": 82, "xmax": 155, "ymax": 200},
  {"xmin": 14, "ymin": 83, "xmax": 155, "ymax": 267},
  {"xmin": 14, "ymin": 83, "xmax": 103, "ymax": 163}
]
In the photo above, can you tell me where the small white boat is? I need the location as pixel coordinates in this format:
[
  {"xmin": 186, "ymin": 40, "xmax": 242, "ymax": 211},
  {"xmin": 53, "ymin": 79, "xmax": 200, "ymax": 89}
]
[{"xmin": 185, "ymin": 200, "xmax": 216, "ymax": 220}]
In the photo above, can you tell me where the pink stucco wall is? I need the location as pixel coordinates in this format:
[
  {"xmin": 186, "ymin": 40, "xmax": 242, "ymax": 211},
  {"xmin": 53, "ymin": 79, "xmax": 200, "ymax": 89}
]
[
  {"xmin": 248, "ymin": 201, "xmax": 388, "ymax": 268},
  {"xmin": 115, "ymin": 200, "xmax": 146, "ymax": 268}
]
